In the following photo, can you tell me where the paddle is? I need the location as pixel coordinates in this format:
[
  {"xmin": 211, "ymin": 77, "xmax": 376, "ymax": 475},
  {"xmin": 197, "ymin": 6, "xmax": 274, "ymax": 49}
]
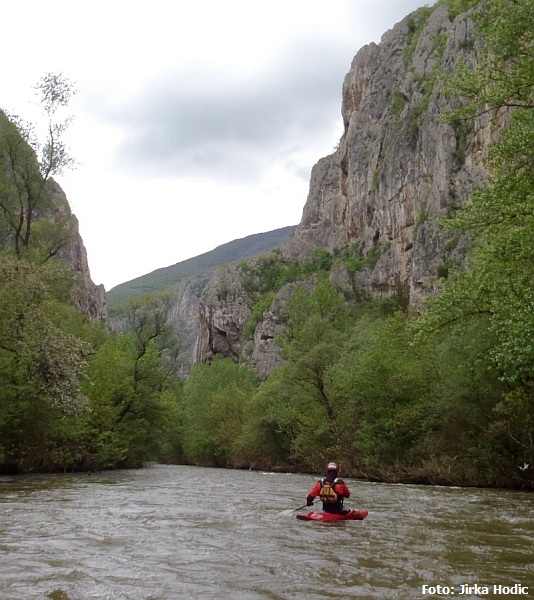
[{"xmin": 280, "ymin": 502, "xmax": 313, "ymax": 516}]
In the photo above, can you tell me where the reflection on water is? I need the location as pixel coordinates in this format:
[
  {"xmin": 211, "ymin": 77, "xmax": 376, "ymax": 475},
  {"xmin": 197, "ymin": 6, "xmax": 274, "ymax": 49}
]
[{"xmin": 0, "ymin": 465, "xmax": 532, "ymax": 599}]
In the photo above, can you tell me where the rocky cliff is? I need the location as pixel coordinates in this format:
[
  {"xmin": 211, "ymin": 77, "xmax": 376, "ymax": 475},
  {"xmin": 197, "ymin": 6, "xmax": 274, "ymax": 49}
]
[
  {"xmin": 52, "ymin": 180, "xmax": 107, "ymax": 321},
  {"xmin": 0, "ymin": 108, "xmax": 106, "ymax": 322},
  {"xmin": 189, "ymin": 3, "xmax": 498, "ymax": 377},
  {"xmin": 282, "ymin": 4, "xmax": 491, "ymax": 304}
]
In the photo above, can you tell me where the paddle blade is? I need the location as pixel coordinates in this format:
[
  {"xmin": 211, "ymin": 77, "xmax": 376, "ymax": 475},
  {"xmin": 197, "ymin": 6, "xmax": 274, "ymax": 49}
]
[{"xmin": 279, "ymin": 503, "xmax": 311, "ymax": 515}]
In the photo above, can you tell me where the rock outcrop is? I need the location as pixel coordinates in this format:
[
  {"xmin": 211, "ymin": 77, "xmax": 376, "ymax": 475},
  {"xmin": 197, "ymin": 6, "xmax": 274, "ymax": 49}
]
[
  {"xmin": 189, "ymin": 4, "xmax": 500, "ymax": 378},
  {"xmin": 194, "ymin": 265, "xmax": 252, "ymax": 364},
  {"xmin": 282, "ymin": 4, "xmax": 489, "ymax": 306},
  {"xmin": 246, "ymin": 281, "xmax": 314, "ymax": 379},
  {"xmin": 52, "ymin": 181, "xmax": 107, "ymax": 321},
  {"xmin": 168, "ymin": 271, "xmax": 213, "ymax": 376},
  {"xmin": 0, "ymin": 110, "xmax": 105, "ymax": 322}
]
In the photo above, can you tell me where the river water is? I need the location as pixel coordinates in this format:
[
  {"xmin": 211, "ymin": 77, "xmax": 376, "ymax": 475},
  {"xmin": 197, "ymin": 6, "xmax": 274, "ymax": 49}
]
[{"xmin": 0, "ymin": 465, "xmax": 532, "ymax": 599}]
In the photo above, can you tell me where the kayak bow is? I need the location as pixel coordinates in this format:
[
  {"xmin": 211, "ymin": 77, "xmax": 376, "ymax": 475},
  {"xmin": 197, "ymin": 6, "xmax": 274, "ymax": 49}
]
[{"xmin": 296, "ymin": 509, "xmax": 368, "ymax": 522}]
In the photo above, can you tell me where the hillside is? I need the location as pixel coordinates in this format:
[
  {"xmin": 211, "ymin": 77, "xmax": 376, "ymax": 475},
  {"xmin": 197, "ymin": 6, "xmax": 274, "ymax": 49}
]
[{"xmin": 106, "ymin": 225, "xmax": 296, "ymax": 317}]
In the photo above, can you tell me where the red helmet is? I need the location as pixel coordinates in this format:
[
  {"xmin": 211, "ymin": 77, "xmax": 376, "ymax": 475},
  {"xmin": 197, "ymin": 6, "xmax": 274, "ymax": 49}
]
[{"xmin": 326, "ymin": 462, "xmax": 339, "ymax": 473}]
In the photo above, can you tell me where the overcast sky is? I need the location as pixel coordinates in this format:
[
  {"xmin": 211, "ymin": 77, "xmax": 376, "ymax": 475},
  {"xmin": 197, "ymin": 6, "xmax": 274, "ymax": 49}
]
[{"xmin": 2, "ymin": 1, "xmax": 433, "ymax": 291}]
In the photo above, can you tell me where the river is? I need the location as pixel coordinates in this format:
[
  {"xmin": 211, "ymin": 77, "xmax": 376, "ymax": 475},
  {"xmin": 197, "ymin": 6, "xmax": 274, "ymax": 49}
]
[{"xmin": 0, "ymin": 465, "xmax": 532, "ymax": 599}]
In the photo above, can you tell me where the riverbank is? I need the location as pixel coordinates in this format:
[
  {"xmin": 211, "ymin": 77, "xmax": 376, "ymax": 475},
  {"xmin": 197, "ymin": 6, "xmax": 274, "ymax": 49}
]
[{"xmin": 3, "ymin": 457, "xmax": 533, "ymax": 491}]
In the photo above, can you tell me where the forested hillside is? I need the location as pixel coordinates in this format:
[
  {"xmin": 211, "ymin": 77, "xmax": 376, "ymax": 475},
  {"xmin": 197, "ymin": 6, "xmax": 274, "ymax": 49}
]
[
  {"xmin": 1, "ymin": 0, "xmax": 532, "ymax": 489},
  {"xmin": 106, "ymin": 225, "xmax": 296, "ymax": 318}
]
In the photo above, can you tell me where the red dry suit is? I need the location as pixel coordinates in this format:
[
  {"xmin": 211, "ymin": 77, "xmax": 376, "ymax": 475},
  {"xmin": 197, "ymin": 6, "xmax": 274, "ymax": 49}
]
[{"xmin": 307, "ymin": 475, "xmax": 351, "ymax": 514}]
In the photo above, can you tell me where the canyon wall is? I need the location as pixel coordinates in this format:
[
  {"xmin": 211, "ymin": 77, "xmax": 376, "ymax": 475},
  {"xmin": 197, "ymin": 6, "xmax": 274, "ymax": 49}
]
[{"xmin": 187, "ymin": 4, "xmax": 496, "ymax": 376}]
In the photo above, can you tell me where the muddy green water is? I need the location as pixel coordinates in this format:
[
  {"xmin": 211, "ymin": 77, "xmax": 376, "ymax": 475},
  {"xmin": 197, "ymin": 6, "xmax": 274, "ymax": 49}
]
[{"xmin": 0, "ymin": 465, "xmax": 532, "ymax": 599}]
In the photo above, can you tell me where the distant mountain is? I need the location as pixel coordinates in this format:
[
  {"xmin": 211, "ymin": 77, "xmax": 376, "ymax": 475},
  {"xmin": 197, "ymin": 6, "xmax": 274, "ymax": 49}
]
[{"xmin": 106, "ymin": 226, "xmax": 296, "ymax": 317}]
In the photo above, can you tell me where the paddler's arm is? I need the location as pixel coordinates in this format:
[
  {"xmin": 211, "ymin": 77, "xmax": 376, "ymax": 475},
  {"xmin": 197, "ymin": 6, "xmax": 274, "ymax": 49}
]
[{"xmin": 307, "ymin": 481, "xmax": 322, "ymax": 505}]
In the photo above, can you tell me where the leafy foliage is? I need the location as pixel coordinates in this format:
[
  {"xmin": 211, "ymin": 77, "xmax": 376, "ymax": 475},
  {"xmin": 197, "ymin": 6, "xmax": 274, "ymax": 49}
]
[
  {"xmin": 0, "ymin": 74, "xmax": 77, "ymax": 261},
  {"xmin": 2, "ymin": 4, "xmax": 533, "ymax": 490},
  {"xmin": 182, "ymin": 356, "xmax": 256, "ymax": 466},
  {"xmin": 0, "ymin": 255, "xmax": 89, "ymax": 412},
  {"xmin": 421, "ymin": 0, "xmax": 534, "ymax": 383},
  {"xmin": 0, "ymin": 88, "xmax": 185, "ymax": 474},
  {"xmin": 438, "ymin": 0, "xmax": 479, "ymax": 20},
  {"xmin": 33, "ymin": 72, "xmax": 77, "ymax": 179}
]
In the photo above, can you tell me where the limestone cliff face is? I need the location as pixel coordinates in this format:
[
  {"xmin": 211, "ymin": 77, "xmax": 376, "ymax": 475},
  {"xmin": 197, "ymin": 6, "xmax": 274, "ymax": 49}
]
[
  {"xmin": 245, "ymin": 281, "xmax": 315, "ymax": 379},
  {"xmin": 194, "ymin": 266, "xmax": 252, "ymax": 364},
  {"xmin": 52, "ymin": 181, "xmax": 107, "ymax": 321},
  {"xmin": 194, "ymin": 268, "xmax": 314, "ymax": 377},
  {"xmin": 167, "ymin": 271, "xmax": 213, "ymax": 376},
  {"xmin": 192, "ymin": 4, "xmax": 498, "ymax": 377},
  {"xmin": 283, "ymin": 4, "xmax": 491, "ymax": 306}
]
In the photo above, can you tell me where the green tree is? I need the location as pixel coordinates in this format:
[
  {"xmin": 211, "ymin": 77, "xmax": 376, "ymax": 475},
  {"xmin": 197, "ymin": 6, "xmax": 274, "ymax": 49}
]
[
  {"xmin": 182, "ymin": 356, "xmax": 256, "ymax": 466},
  {"xmin": 328, "ymin": 313, "xmax": 434, "ymax": 476},
  {"xmin": 0, "ymin": 255, "xmax": 90, "ymax": 471},
  {"xmin": 70, "ymin": 291, "xmax": 185, "ymax": 470},
  {"xmin": 425, "ymin": 0, "xmax": 534, "ymax": 382},
  {"xmin": 242, "ymin": 280, "xmax": 348, "ymax": 471},
  {"xmin": 33, "ymin": 72, "xmax": 77, "ymax": 180},
  {"xmin": 442, "ymin": 0, "xmax": 534, "ymax": 118},
  {"xmin": 81, "ymin": 335, "xmax": 145, "ymax": 469},
  {"xmin": 0, "ymin": 74, "xmax": 76, "ymax": 260},
  {"xmin": 423, "ymin": 322, "xmax": 512, "ymax": 485},
  {"xmin": 281, "ymin": 278, "xmax": 343, "ymax": 342},
  {"xmin": 126, "ymin": 291, "xmax": 183, "ymax": 403},
  {"xmin": 239, "ymin": 368, "xmax": 297, "ymax": 468},
  {"xmin": 489, "ymin": 385, "xmax": 534, "ymax": 486},
  {"xmin": 280, "ymin": 281, "xmax": 345, "ymax": 421},
  {"xmin": 0, "ymin": 255, "xmax": 89, "ymax": 412}
]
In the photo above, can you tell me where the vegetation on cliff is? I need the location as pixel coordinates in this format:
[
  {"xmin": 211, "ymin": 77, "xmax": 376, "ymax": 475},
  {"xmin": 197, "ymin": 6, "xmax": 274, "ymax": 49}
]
[
  {"xmin": 105, "ymin": 226, "xmax": 296, "ymax": 319},
  {"xmin": 1, "ymin": 0, "xmax": 532, "ymax": 489},
  {"xmin": 0, "ymin": 78, "xmax": 184, "ymax": 473}
]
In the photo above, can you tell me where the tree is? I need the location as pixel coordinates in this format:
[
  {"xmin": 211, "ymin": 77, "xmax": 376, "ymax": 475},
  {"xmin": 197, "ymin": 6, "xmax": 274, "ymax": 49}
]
[
  {"xmin": 0, "ymin": 255, "xmax": 89, "ymax": 412},
  {"xmin": 0, "ymin": 73, "xmax": 76, "ymax": 259},
  {"xmin": 442, "ymin": 0, "xmax": 534, "ymax": 118},
  {"xmin": 423, "ymin": 0, "xmax": 534, "ymax": 382},
  {"xmin": 34, "ymin": 72, "xmax": 77, "ymax": 180},
  {"xmin": 329, "ymin": 313, "xmax": 434, "ymax": 474},
  {"xmin": 126, "ymin": 291, "xmax": 184, "ymax": 397},
  {"xmin": 0, "ymin": 256, "xmax": 90, "ymax": 472},
  {"xmin": 243, "ymin": 280, "xmax": 349, "ymax": 470},
  {"xmin": 239, "ymin": 368, "xmax": 297, "ymax": 468},
  {"xmin": 86, "ymin": 291, "xmax": 185, "ymax": 467},
  {"xmin": 182, "ymin": 356, "xmax": 256, "ymax": 466},
  {"xmin": 78, "ymin": 291, "xmax": 186, "ymax": 470},
  {"xmin": 278, "ymin": 279, "xmax": 345, "ymax": 422}
]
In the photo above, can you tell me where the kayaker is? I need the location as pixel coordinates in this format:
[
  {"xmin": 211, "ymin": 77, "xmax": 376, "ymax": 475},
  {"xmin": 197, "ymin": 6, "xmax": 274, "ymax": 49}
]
[{"xmin": 306, "ymin": 462, "xmax": 351, "ymax": 514}]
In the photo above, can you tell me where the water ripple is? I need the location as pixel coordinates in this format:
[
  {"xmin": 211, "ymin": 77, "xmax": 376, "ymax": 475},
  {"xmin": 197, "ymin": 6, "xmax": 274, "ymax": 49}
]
[{"xmin": 0, "ymin": 466, "xmax": 532, "ymax": 599}]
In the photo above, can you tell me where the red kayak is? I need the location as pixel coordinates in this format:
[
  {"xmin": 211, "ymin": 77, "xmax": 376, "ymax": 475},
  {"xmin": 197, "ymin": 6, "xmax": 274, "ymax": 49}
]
[{"xmin": 297, "ymin": 509, "xmax": 369, "ymax": 522}]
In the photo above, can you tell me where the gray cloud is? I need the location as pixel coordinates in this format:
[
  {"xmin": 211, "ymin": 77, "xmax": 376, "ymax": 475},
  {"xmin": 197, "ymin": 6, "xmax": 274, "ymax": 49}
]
[{"xmin": 94, "ymin": 35, "xmax": 355, "ymax": 182}]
